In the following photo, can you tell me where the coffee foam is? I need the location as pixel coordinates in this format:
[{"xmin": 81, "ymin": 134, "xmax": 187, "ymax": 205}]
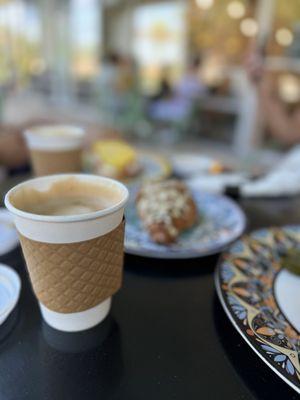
[{"xmin": 10, "ymin": 177, "xmax": 122, "ymax": 217}]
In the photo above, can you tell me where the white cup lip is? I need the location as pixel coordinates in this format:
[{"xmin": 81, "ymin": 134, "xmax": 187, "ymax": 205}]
[
  {"xmin": 24, "ymin": 124, "xmax": 85, "ymax": 138},
  {"xmin": 5, "ymin": 173, "xmax": 129, "ymax": 223}
]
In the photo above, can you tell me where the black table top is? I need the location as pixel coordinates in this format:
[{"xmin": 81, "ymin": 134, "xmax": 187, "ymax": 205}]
[{"xmin": 1, "ymin": 177, "xmax": 300, "ymax": 400}]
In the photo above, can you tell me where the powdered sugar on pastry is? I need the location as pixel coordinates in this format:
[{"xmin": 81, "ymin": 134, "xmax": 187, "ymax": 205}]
[{"xmin": 136, "ymin": 180, "xmax": 198, "ymax": 244}]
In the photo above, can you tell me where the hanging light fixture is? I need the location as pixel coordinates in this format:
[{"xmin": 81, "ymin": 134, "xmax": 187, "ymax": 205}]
[
  {"xmin": 275, "ymin": 28, "xmax": 293, "ymax": 47},
  {"xmin": 227, "ymin": 1, "xmax": 245, "ymax": 19},
  {"xmin": 240, "ymin": 18, "xmax": 258, "ymax": 37},
  {"xmin": 196, "ymin": 0, "xmax": 214, "ymax": 10}
]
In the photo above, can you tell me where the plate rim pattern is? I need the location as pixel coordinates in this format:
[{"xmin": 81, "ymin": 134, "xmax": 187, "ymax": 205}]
[{"xmin": 215, "ymin": 226, "xmax": 300, "ymax": 394}]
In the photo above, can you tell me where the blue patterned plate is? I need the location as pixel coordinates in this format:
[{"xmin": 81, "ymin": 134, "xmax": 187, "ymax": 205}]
[
  {"xmin": 216, "ymin": 226, "xmax": 300, "ymax": 394},
  {"xmin": 125, "ymin": 191, "xmax": 246, "ymax": 259},
  {"xmin": 85, "ymin": 150, "xmax": 171, "ymax": 185}
]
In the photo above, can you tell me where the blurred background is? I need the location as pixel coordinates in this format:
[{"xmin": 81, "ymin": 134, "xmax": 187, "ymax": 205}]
[{"xmin": 1, "ymin": 0, "xmax": 300, "ymax": 169}]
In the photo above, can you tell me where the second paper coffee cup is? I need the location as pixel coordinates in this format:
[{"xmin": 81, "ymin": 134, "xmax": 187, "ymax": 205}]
[
  {"xmin": 24, "ymin": 125, "xmax": 85, "ymax": 176},
  {"xmin": 5, "ymin": 174, "xmax": 129, "ymax": 332}
]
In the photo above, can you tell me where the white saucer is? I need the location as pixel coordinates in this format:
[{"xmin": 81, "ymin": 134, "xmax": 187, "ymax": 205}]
[
  {"xmin": 0, "ymin": 209, "xmax": 19, "ymax": 256},
  {"xmin": 171, "ymin": 154, "xmax": 216, "ymax": 177},
  {"xmin": 0, "ymin": 264, "xmax": 21, "ymax": 325}
]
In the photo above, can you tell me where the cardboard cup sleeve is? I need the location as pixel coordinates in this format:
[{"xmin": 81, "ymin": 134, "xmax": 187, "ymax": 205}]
[{"xmin": 19, "ymin": 221, "xmax": 125, "ymax": 314}]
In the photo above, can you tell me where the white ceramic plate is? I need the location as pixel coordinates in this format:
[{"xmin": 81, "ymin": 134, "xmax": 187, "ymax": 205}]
[
  {"xmin": 0, "ymin": 264, "xmax": 21, "ymax": 325},
  {"xmin": 171, "ymin": 154, "xmax": 217, "ymax": 178},
  {"xmin": 0, "ymin": 209, "xmax": 19, "ymax": 256}
]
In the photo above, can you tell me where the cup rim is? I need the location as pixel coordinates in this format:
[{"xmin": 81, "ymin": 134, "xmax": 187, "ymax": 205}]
[
  {"xmin": 5, "ymin": 174, "xmax": 129, "ymax": 223},
  {"xmin": 24, "ymin": 124, "xmax": 85, "ymax": 138}
]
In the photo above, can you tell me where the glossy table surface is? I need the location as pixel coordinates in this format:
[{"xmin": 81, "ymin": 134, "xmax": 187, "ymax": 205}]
[{"xmin": 1, "ymin": 176, "xmax": 300, "ymax": 400}]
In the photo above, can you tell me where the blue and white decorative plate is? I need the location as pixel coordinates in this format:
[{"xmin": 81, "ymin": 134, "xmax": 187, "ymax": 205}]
[
  {"xmin": 216, "ymin": 226, "xmax": 300, "ymax": 394},
  {"xmin": 125, "ymin": 191, "xmax": 246, "ymax": 259},
  {"xmin": 132, "ymin": 152, "xmax": 171, "ymax": 185},
  {"xmin": 85, "ymin": 150, "xmax": 171, "ymax": 185}
]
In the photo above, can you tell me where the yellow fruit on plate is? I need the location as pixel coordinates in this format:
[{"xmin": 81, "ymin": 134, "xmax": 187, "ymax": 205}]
[{"xmin": 93, "ymin": 140, "xmax": 137, "ymax": 172}]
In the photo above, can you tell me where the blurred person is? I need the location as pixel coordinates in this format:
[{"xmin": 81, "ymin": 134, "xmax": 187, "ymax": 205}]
[
  {"xmin": 97, "ymin": 53, "xmax": 141, "ymax": 129},
  {"xmin": 176, "ymin": 55, "xmax": 206, "ymax": 100},
  {"xmin": 114, "ymin": 56, "xmax": 148, "ymax": 133},
  {"xmin": 151, "ymin": 68, "xmax": 173, "ymax": 102},
  {"xmin": 149, "ymin": 56, "xmax": 206, "ymax": 122},
  {"xmin": 96, "ymin": 52, "xmax": 123, "ymax": 123},
  {"xmin": 99, "ymin": 52, "xmax": 122, "ymax": 89},
  {"xmin": 246, "ymin": 47, "xmax": 300, "ymax": 146},
  {"xmin": 117, "ymin": 56, "xmax": 137, "ymax": 94}
]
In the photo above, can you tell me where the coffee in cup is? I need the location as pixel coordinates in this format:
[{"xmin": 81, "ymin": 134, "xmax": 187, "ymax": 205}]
[
  {"xmin": 24, "ymin": 125, "xmax": 85, "ymax": 176},
  {"xmin": 5, "ymin": 174, "xmax": 129, "ymax": 332}
]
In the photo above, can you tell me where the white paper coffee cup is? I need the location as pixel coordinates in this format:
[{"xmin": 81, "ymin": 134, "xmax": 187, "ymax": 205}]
[
  {"xmin": 24, "ymin": 125, "xmax": 85, "ymax": 176},
  {"xmin": 5, "ymin": 174, "xmax": 129, "ymax": 332}
]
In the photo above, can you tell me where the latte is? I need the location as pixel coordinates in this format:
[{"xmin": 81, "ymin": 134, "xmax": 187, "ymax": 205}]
[
  {"xmin": 10, "ymin": 177, "xmax": 123, "ymax": 216},
  {"xmin": 24, "ymin": 125, "xmax": 85, "ymax": 176}
]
